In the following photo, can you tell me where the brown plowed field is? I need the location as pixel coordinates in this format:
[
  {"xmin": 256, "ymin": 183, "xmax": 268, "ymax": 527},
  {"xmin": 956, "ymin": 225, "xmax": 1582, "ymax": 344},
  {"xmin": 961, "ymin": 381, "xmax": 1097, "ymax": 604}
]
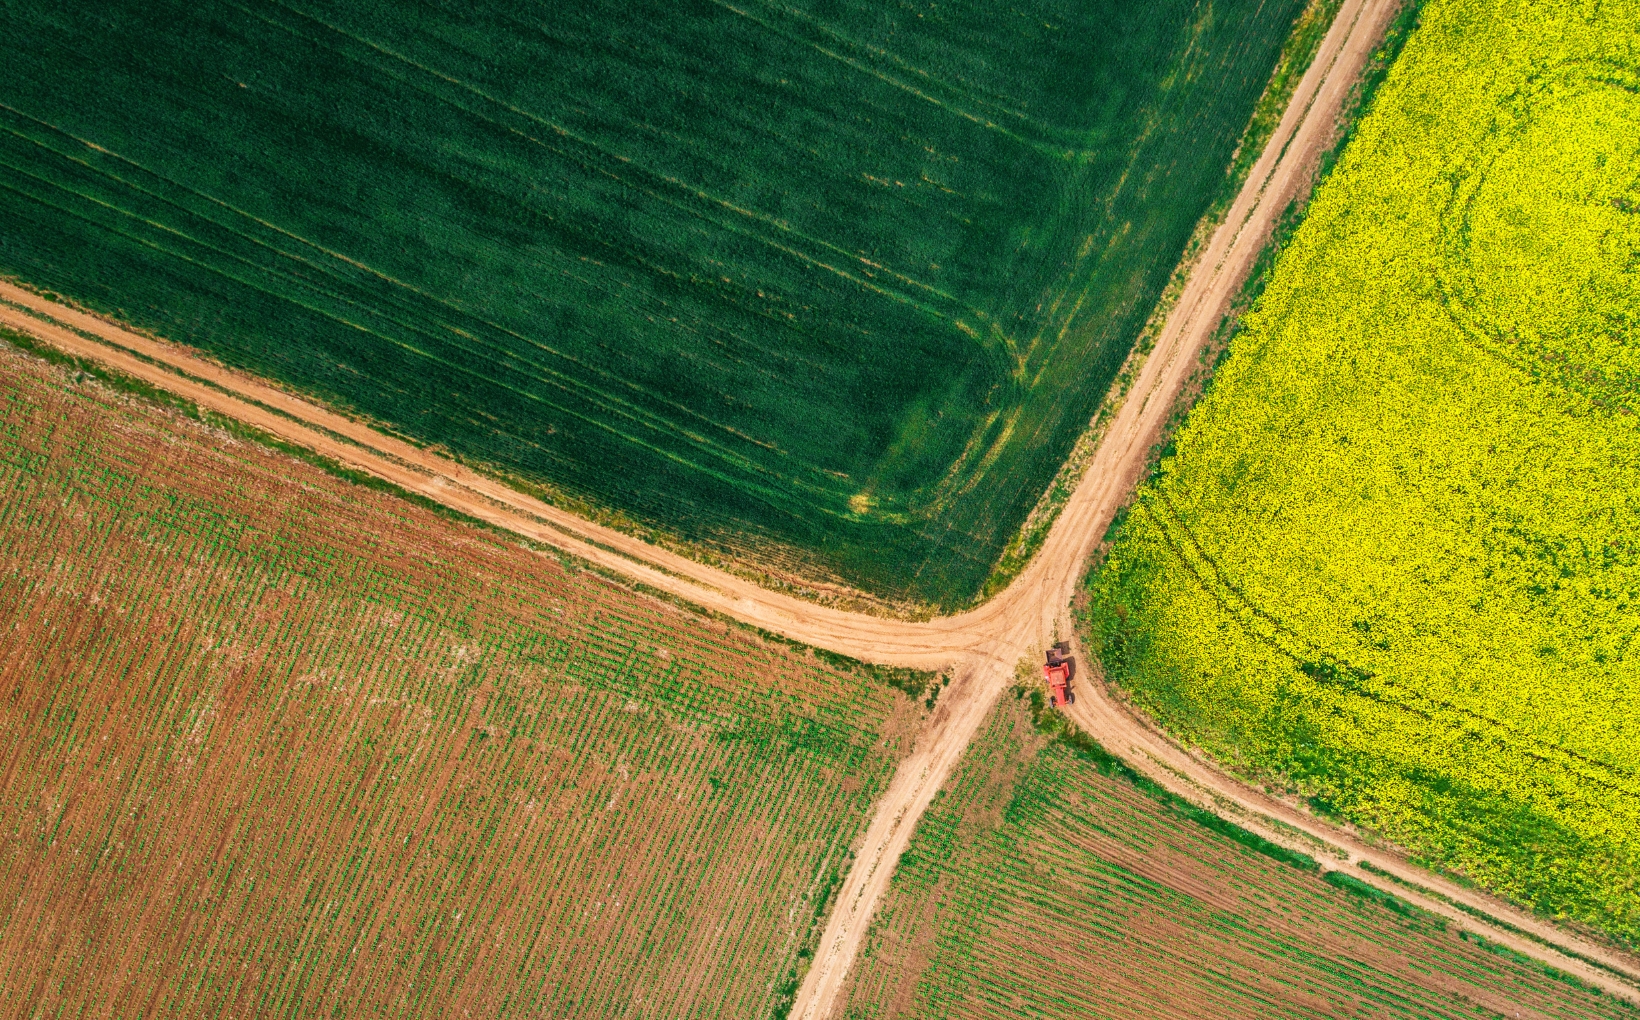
[
  {"xmin": 0, "ymin": 345, "xmax": 918, "ymax": 1017},
  {"xmin": 837, "ymin": 695, "xmax": 1639, "ymax": 1020}
]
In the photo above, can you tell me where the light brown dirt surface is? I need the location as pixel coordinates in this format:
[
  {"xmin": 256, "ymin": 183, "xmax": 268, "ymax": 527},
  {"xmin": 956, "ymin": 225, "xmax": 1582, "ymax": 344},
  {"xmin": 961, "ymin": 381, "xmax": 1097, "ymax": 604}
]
[
  {"xmin": 0, "ymin": 345, "xmax": 913, "ymax": 1017},
  {"xmin": 3, "ymin": 0, "xmax": 1638, "ymax": 1010}
]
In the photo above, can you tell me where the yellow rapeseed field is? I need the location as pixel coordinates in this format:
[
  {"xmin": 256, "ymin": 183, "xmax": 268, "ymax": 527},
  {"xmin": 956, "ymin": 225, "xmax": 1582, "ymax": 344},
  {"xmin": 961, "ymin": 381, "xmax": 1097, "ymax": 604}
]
[{"xmin": 1085, "ymin": 0, "xmax": 1640, "ymax": 941}]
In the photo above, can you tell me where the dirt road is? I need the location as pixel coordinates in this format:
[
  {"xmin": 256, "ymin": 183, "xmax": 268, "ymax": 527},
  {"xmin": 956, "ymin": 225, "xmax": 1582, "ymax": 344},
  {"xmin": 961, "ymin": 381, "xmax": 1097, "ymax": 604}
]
[{"xmin": 2, "ymin": 0, "xmax": 1637, "ymax": 1009}]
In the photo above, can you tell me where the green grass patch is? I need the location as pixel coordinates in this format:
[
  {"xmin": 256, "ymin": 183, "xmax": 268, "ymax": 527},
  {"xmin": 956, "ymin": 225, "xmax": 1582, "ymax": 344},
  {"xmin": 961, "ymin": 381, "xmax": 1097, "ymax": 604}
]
[{"xmin": 1323, "ymin": 869, "xmax": 1436, "ymax": 923}]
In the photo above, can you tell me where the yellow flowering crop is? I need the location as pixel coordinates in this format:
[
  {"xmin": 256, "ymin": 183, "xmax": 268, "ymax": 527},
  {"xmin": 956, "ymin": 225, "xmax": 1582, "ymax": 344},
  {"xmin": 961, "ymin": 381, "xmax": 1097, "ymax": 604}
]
[{"xmin": 1085, "ymin": 0, "xmax": 1640, "ymax": 941}]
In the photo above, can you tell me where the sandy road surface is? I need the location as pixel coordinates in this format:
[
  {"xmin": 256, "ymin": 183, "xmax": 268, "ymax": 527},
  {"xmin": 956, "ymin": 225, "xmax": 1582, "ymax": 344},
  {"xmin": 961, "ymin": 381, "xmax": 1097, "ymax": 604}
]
[{"xmin": 3, "ymin": 0, "xmax": 1637, "ymax": 1008}]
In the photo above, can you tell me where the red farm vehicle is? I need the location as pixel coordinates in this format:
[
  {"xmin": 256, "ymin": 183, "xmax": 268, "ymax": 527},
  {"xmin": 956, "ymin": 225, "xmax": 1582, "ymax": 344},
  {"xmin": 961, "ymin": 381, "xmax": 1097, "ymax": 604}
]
[{"xmin": 1043, "ymin": 642, "xmax": 1075, "ymax": 707}]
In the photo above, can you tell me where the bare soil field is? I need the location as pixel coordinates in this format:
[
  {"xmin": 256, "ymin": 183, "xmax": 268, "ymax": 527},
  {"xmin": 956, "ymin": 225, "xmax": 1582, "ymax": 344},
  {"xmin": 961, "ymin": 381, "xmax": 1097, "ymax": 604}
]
[
  {"xmin": 0, "ymin": 345, "xmax": 918, "ymax": 1018},
  {"xmin": 837, "ymin": 695, "xmax": 1639, "ymax": 1020}
]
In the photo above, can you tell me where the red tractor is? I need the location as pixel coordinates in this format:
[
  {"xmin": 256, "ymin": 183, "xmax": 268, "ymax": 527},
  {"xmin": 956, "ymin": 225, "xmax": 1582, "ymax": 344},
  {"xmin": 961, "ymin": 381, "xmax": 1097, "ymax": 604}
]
[{"xmin": 1043, "ymin": 642, "xmax": 1074, "ymax": 707}]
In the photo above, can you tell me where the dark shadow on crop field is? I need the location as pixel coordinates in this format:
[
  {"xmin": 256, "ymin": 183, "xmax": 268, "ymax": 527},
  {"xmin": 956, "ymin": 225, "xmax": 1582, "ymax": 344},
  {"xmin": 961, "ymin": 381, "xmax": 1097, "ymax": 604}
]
[{"xmin": 0, "ymin": 0, "xmax": 1305, "ymax": 606}]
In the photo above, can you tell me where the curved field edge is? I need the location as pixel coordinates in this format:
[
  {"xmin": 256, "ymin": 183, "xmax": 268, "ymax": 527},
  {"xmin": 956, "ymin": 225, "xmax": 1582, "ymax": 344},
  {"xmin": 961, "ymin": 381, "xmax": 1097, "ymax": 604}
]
[
  {"xmin": 0, "ymin": 337, "xmax": 932, "ymax": 1017},
  {"xmin": 832, "ymin": 692, "xmax": 1636, "ymax": 1019},
  {"xmin": 0, "ymin": 0, "xmax": 1312, "ymax": 610},
  {"xmin": 1082, "ymin": 0, "xmax": 1640, "ymax": 948}
]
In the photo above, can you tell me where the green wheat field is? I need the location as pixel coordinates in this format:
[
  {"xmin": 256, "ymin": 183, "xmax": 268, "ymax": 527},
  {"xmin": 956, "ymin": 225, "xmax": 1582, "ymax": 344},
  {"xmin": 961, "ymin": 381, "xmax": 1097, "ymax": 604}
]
[{"xmin": 0, "ymin": 0, "xmax": 1305, "ymax": 606}]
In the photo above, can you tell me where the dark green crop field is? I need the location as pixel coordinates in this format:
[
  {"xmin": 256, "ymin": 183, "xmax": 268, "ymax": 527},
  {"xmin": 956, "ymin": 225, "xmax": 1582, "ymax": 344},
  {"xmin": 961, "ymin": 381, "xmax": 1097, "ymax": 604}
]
[{"xmin": 0, "ymin": 0, "xmax": 1303, "ymax": 605}]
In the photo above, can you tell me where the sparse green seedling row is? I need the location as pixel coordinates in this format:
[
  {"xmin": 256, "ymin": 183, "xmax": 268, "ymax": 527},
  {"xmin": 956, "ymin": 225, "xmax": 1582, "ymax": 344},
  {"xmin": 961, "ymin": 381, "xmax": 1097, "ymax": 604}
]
[
  {"xmin": 1085, "ymin": 0, "xmax": 1640, "ymax": 945},
  {"xmin": 0, "ymin": 347, "xmax": 918, "ymax": 1016},
  {"xmin": 836, "ymin": 696, "xmax": 1636, "ymax": 1019}
]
